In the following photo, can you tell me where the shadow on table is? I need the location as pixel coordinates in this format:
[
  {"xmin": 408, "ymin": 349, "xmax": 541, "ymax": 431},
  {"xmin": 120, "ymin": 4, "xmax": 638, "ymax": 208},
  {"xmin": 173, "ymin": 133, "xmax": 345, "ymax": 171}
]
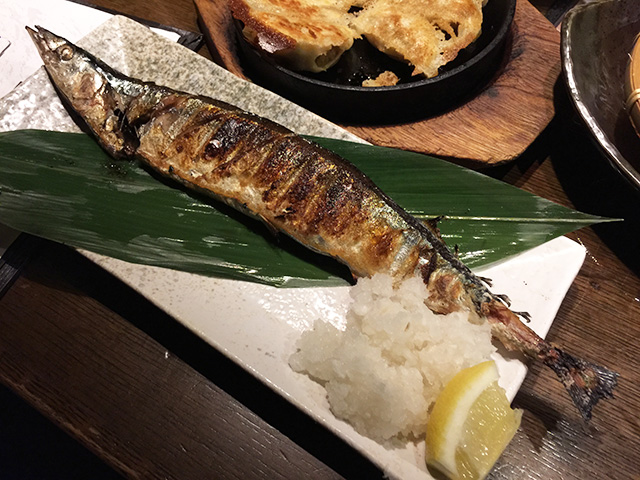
[
  {"xmin": 549, "ymin": 87, "xmax": 640, "ymax": 278},
  {"xmin": 0, "ymin": 382, "xmax": 122, "ymax": 479},
  {"xmin": 488, "ymin": 80, "xmax": 640, "ymax": 279},
  {"xmin": 24, "ymin": 240, "xmax": 386, "ymax": 480}
]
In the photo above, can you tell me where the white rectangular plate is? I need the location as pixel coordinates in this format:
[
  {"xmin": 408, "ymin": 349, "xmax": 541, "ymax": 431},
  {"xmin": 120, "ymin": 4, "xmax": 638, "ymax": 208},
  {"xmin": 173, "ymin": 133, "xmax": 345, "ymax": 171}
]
[
  {"xmin": 0, "ymin": 15, "xmax": 586, "ymax": 479},
  {"xmin": 82, "ymin": 236, "xmax": 585, "ymax": 479}
]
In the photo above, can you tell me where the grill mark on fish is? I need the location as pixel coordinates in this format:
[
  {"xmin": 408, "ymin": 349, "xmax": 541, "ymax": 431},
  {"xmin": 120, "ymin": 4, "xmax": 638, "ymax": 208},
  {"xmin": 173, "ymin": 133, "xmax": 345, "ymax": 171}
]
[
  {"xmin": 260, "ymin": 138, "xmax": 311, "ymax": 202},
  {"xmin": 27, "ymin": 25, "xmax": 618, "ymax": 421}
]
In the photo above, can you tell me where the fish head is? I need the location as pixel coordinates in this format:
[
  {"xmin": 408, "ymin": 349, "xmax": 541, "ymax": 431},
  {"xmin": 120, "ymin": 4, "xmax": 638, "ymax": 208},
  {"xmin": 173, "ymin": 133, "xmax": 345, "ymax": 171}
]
[
  {"xmin": 26, "ymin": 26, "xmax": 108, "ymax": 109},
  {"xmin": 25, "ymin": 25, "xmax": 133, "ymax": 155}
]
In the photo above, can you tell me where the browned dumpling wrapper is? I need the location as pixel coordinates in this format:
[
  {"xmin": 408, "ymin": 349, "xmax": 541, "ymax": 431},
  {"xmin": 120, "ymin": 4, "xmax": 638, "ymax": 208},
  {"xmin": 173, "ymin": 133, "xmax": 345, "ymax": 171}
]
[
  {"xmin": 351, "ymin": 0, "xmax": 484, "ymax": 78},
  {"xmin": 230, "ymin": 0, "xmax": 485, "ymax": 77},
  {"xmin": 230, "ymin": 0, "xmax": 358, "ymax": 73}
]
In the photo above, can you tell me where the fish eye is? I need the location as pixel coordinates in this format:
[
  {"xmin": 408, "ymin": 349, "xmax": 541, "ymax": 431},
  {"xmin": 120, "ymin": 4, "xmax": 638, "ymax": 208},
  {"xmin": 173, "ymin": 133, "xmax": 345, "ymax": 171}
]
[{"xmin": 57, "ymin": 45, "xmax": 74, "ymax": 61}]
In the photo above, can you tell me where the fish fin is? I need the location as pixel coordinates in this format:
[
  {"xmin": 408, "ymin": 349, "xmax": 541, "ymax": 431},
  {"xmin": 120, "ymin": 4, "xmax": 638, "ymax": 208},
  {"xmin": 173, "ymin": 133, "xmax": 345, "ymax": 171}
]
[
  {"xmin": 483, "ymin": 300, "xmax": 617, "ymax": 419},
  {"xmin": 420, "ymin": 251, "xmax": 439, "ymax": 284},
  {"xmin": 258, "ymin": 214, "xmax": 280, "ymax": 237},
  {"xmin": 544, "ymin": 346, "xmax": 619, "ymax": 421},
  {"xmin": 513, "ymin": 310, "xmax": 531, "ymax": 322},
  {"xmin": 495, "ymin": 293, "xmax": 511, "ymax": 306},
  {"xmin": 423, "ymin": 216, "xmax": 444, "ymax": 238}
]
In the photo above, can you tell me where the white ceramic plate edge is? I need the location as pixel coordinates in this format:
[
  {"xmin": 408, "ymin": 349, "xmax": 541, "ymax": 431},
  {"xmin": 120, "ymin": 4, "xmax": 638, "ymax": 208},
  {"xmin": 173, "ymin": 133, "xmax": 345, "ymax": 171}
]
[{"xmin": 80, "ymin": 235, "xmax": 586, "ymax": 479}]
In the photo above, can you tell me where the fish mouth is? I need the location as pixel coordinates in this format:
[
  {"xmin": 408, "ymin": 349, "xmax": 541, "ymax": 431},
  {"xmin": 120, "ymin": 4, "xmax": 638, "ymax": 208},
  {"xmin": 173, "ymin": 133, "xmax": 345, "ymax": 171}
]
[{"xmin": 25, "ymin": 25, "xmax": 67, "ymax": 60}]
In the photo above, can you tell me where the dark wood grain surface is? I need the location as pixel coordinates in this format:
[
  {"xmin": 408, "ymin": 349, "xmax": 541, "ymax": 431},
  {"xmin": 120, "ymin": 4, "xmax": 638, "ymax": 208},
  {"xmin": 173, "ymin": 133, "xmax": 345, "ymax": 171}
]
[{"xmin": 1, "ymin": 1, "xmax": 639, "ymax": 479}]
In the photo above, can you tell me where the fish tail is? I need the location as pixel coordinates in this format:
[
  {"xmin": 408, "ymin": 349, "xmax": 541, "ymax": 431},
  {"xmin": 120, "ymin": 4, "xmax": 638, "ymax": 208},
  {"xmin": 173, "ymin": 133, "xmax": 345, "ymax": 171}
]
[
  {"xmin": 481, "ymin": 300, "xmax": 618, "ymax": 420},
  {"xmin": 543, "ymin": 345, "xmax": 618, "ymax": 420}
]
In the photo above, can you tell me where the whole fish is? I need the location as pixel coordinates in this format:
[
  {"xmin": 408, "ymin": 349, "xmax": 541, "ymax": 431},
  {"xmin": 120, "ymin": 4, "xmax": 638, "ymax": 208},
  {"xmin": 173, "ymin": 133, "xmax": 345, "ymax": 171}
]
[{"xmin": 27, "ymin": 25, "xmax": 617, "ymax": 420}]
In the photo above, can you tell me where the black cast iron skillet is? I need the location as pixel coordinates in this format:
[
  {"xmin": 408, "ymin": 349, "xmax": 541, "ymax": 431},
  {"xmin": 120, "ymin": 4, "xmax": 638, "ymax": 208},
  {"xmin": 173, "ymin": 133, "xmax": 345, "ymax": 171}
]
[{"xmin": 234, "ymin": 0, "xmax": 516, "ymax": 124}]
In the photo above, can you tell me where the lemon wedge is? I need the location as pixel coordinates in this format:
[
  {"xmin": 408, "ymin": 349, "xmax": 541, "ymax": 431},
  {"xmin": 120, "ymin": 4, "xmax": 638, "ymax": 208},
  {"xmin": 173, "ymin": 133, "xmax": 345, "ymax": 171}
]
[{"xmin": 426, "ymin": 360, "xmax": 522, "ymax": 480}]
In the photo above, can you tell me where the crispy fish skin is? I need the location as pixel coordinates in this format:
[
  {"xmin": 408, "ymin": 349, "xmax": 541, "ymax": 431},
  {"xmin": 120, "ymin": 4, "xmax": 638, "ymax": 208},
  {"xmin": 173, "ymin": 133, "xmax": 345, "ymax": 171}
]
[{"xmin": 27, "ymin": 25, "xmax": 618, "ymax": 420}]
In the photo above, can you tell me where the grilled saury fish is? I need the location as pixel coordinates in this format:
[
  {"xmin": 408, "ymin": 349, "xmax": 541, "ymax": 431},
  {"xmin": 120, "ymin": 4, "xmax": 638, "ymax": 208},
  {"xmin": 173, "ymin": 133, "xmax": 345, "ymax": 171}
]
[{"xmin": 27, "ymin": 25, "xmax": 618, "ymax": 420}]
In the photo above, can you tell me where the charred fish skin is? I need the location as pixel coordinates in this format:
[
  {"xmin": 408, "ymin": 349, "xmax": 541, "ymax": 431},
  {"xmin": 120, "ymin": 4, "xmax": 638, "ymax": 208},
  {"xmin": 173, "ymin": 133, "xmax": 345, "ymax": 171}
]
[
  {"xmin": 27, "ymin": 25, "xmax": 617, "ymax": 420},
  {"xmin": 133, "ymin": 94, "xmax": 493, "ymax": 311}
]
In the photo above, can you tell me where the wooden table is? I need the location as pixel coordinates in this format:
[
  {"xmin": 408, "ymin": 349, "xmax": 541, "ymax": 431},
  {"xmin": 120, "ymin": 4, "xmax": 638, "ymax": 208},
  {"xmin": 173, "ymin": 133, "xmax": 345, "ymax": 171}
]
[{"xmin": 1, "ymin": 0, "xmax": 639, "ymax": 479}]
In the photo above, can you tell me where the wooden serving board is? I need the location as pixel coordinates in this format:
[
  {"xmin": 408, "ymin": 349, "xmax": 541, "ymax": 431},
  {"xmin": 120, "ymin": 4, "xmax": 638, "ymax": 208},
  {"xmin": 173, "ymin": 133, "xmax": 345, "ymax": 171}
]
[{"xmin": 194, "ymin": 0, "xmax": 561, "ymax": 166}]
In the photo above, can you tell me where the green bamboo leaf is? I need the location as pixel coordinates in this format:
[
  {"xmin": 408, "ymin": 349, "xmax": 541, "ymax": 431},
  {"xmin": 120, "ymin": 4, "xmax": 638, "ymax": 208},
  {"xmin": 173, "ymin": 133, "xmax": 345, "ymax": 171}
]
[
  {"xmin": 307, "ymin": 136, "xmax": 611, "ymax": 266},
  {"xmin": 0, "ymin": 130, "xmax": 610, "ymax": 287}
]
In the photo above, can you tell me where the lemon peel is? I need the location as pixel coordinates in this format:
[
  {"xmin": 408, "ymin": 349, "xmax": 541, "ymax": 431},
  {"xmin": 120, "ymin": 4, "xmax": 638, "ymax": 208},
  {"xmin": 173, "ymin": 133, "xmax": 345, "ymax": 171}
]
[{"xmin": 426, "ymin": 360, "xmax": 522, "ymax": 480}]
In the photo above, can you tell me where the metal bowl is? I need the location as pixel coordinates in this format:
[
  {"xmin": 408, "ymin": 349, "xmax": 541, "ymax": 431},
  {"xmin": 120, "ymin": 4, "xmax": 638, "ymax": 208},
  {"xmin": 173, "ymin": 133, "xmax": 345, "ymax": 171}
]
[
  {"xmin": 234, "ymin": 0, "xmax": 516, "ymax": 124},
  {"xmin": 562, "ymin": 0, "xmax": 640, "ymax": 190}
]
